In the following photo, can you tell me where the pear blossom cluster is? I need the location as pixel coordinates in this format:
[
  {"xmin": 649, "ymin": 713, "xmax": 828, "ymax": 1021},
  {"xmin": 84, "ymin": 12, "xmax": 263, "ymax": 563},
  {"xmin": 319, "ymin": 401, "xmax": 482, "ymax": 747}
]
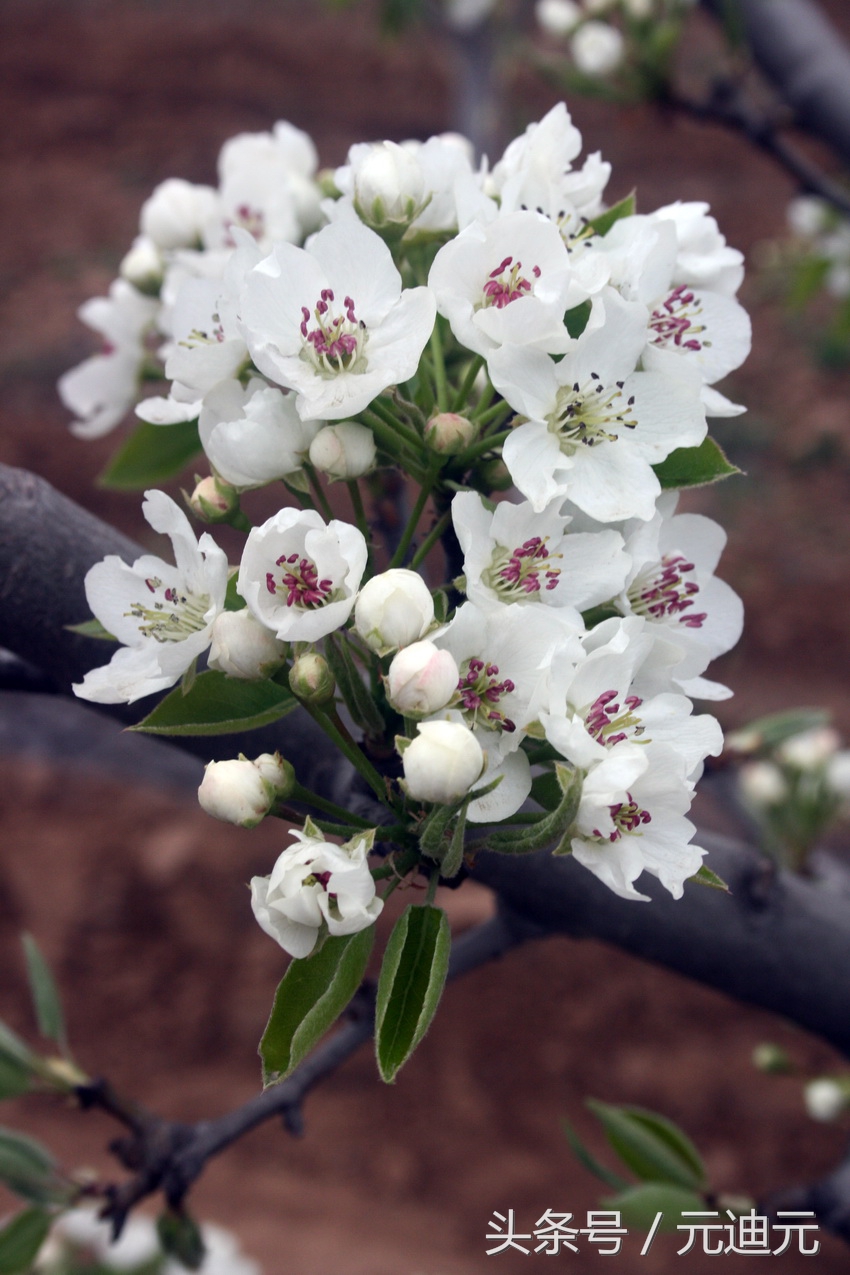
[
  {"xmin": 535, "ymin": 0, "xmax": 697, "ymax": 79},
  {"xmin": 67, "ymin": 101, "xmax": 749, "ymax": 953}
]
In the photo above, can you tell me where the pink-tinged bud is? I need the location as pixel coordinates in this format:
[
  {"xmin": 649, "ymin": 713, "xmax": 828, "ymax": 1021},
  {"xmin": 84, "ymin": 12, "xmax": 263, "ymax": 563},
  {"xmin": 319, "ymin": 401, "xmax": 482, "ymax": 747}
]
[
  {"xmin": 400, "ymin": 721, "xmax": 484, "ymax": 804},
  {"xmin": 308, "ymin": 422, "xmax": 376, "ymax": 480},
  {"xmin": 354, "ymin": 569, "xmax": 435, "ymax": 654},
  {"xmin": 386, "ymin": 641, "xmax": 459, "ymax": 715},
  {"xmin": 198, "ymin": 757, "xmax": 276, "ymax": 828},
  {"xmin": 189, "ymin": 475, "xmax": 240, "ymax": 524},
  {"xmin": 208, "ymin": 609, "xmax": 287, "ymax": 680},
  {"xmin": 425, "ymin": 412, "xmax": 476, "ymax": 455},
  {"xmin": 289, "ymin": 652, "xmax": 336, "ymax": 705}
]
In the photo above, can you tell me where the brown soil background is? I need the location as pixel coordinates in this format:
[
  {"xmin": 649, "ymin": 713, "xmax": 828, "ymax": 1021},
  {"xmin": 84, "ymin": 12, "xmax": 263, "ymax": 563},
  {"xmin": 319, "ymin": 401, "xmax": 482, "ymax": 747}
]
[{"xmin": 3, "ymin": 2, "xmax": 850, "ymax": 1271}]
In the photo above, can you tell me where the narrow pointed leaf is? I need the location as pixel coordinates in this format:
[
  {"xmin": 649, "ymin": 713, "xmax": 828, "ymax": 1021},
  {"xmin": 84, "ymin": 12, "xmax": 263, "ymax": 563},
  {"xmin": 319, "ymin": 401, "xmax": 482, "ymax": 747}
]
[
  {"xmin": 587, "ymin": 1101, "xmax": 706, "ymax": 1190},
  {"xmin": 602, "ymin": 1183, "xmax": 706, "ymax": 1231},
  {"xmin": 260, "ymin": 927, "xmax": 375, "ymax": 1087},
  {"xmin": 22, "ymin": 936, "xmax": 66, "ymax": 1051},
  {"xmin": 375, "ymin": 904, "xmax": 450, "ymax": 1083},
  {"xmin": 0, "ymin": 1129, "xmax": 70, "ymax": 1206},
  {"xmin": 561, "ymin": 1119, "xmax": 630, "ymax": 1191},
  {"xmin": 130, "ymin": 670, "xmax": 298, "ymax": 736},
  {"xmin": 652, "ymin": 437, "xmax": 740, "ymax": 490},
  {"xmin": 0, "ymin": 1207, "xmax": 52, "ymax": 1275},
  {"xmin": 157, "ymin": 1210, "xmax": 205, "ymax": 1271},
  {"xmin": 64, "ymin": 618, "xmax": 118, "ymax": 641},
  {"xmin": 590, "ymin": 192, "xmax": 637, "ymax": 237},
  {"xmin": 689, "ymin": 864, "xmax": 730, "ymax": 892},
  {"xmin": 98, "ymin": 418, "xmax": 201, "ymax": 490}
]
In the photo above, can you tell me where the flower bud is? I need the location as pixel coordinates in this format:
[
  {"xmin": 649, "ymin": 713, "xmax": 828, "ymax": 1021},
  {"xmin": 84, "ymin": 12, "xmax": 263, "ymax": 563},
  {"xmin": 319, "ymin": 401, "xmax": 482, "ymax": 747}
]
[
  {"xmin": 354, "ymin": 569, "xmax": 435, "ymax": 654},
  {"xmin": 350, "ymin": 141, "xmax": 426, "ymax": 230},
  {"xmin": 425, "ymin": 412, "xmax": 476, "ymax": 455},
  {"xmin": 805, "ymin": 1078, "xmax": 849, "ymax": 1122},
  {"xmin": 400, "ymin": 721, "xmax": 484, "ymax": 804},
  {"xmin": 198, "ymin": 757, "xmax": 276, "ymax": 828},
  {"xmin": 289, "ymin": 652, "xmax": 336, "ymax": 705},
  {"xmin": 752, "ymin": 1043, "xmax": 793, "ymax": 1075},
  {"xmin": 253, "ymin": 752, "xmax": 296, "ymax": 797},
  {"xmin": 189, "ymin": 475, "xmax": 240, "ymax": 523},
  {"xmin": 386, "ymin": 641, "xmax": 459, "ymax": 716},
  {"xmin": 738, "ymin": 760, "xmax": 786, "ymax": 807},
  {"xmin": 209, "ymin": 609, "xmax": 288, "ymax": 680},
  {"xmin": 140, "ymin": 177, "xmax": 218, "ymax": 250},
  {"xmin": 535, "ymin": 0, "xmax": 581, "ymax": 36},
  {"xmin": 570, "ymin": 21, "xmax": 624, "ymax": 76},
  {"xmin": 776, "ymin": 726, "xmax": 840, "ymax": 770},
  {"xmin": 308, "ymin": 422, "xmax": 376, "ymax": 480},
  {"xmin": 119, "ymin": 235, "xmax": 163, "ymax": 294}
]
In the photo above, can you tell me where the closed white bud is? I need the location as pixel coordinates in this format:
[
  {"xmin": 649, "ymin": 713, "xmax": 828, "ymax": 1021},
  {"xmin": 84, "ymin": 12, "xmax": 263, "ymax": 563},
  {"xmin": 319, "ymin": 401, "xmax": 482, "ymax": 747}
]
[
  {"xmin": 400, "ymin": 720, "xmax": 484, "ymax": 804},
  {"xmin": 776, "ymin": 726, "xmax": 840, "ymax": 770},
  {"xmin": 386, "ymin": 641, "xmax": 459, "ymax": 716},
  {"xmin": 351, "ymin": 142, "xmax": 427, "ymax": 229},
  {"xmin": 425, "ymin": 412, "xmax": 476, "ymax": 455},
  {"xmin": 189, "ymin": 475, "xmax": 240, "ymax": 523},
  {"xmin": 354, "ymin": 569, "xmax": 434, "ymax": 653},
  {"xmin": 535, "ymin": 0, "xmax": 582, "ymax": 35},
  {"xmin": 289, "ymin": 652, "xmax": 336, "ymax": 705},
  {"xmin": 805, "ymin": 1077, "xmax": 849, "ymax": 1122},
  {"xmin": 140, "ymin": 177, "xmax": 218, "ymax": 250},
  {"xmin": 198, "ymin": 757, "xmax": 276, "ymax": 828},
  {"xmin": 253, "ymin": 752, "xmax": 296, "ymax": 797},
  {"xmin": 308, "ymin": 422, "xmax": 376, "ymax": 480},
  {"xmin": 738, "ymin": 760, "xmax": 786, "ymax": 807},
  {"xmin": 208, "ymin": 609, "xmax": 288, "ymax": 680},
  {"xmin": 118, "ymin": 235, "xmax": 163, "ymax": 293},
  {"xmin": 571, "ymin": 21, "xmax": 624, "ymax": 75}
]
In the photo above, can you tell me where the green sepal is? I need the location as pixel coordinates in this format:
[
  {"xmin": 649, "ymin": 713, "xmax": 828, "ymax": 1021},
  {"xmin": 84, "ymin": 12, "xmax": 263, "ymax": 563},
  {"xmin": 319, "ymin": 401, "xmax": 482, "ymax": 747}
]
[
  {"xmin": 0, "ymin": 1129, "xmax": 71, "ymax": 1206},
  {"xmin": 439, "ymin": 800, "xmax": 470, "ymax": 879},
  {"xmin": 602, "ymin": 1183, "xmax": 707, "ymax": 1231},
  {"xmin": 64, "ymin": 617, "xmax": 118, "ymax": 641},
  {"xmin": 589, "ymin": 192, "xmax": 637, "ymax": 238},
  {"xmin": 586, "ymin": 1100, "xmax": 707, "ymax": 1191},
  {"xmin": 0, "ymin": 1207, "xmax": 52, "ymax": 1275},
  {"xmin": 564, "ymin": 299, "xmax": 592, "ymax": 339},
  {"xmin": 486, "ymin": 763, "xmax": 581, "ymax": 855},
  {"xmin": 561, "ymin": 1118, "xmax": 631, "ymax": 1192},
  {"xmin": 581, "ymin": 604, "xmax": 621, "ymax": 630},
  {"xmin": 156, "ymin": 1209, "xmax": 205, "ymax": 1271},
  {"xmin": 224, "ymin": 569, "xmax": 246, "ymax": 612},
  {"xmin": 21, "ymin": 936, "xmax": 66, "ymax": 1053},
  {"xmin": 652, "ymin": 437, "xmax": 740, "ymax": 490},
  {"xmin": 98, "ymin": 418, "xmax": 202, "ymax": 490},
  {"xmin": 130, "ymin": 670, "xmax": 298, "ymax": 736},
  {"xmin": 324, "ymin": 635, "xmax": 385, "ymax": 739},
  {"xmin": 260, "ymin": 926, "xmax": 375, "ymax": 1087},
  {"xmin": 375, "ymin": 904, "xmax": 450, "ymax": 1083},
  {"xmin": 689, "ymin": 864, "xmax": 730, "ymax": 892}
]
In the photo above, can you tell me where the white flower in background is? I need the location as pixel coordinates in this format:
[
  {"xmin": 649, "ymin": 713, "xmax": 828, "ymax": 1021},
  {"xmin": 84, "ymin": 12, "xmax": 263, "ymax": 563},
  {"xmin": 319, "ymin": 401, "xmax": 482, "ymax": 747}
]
[
  {"xmin": 571, "ymin": 741, "xmax": 705, "ymax": 900},
  {"xmin": 199, "ymin": 378, "xmax": 322, "ymax": 489},
  {"xmin": 536, "ymin": 0, "xmax": 582, "ymax": 36},
  {"xmin": 240, "ymin": 218, "xmax": 436, "ymax": 419},
  {"xmin": 251, "ymin": 824, "xmax": 382, "ymax": 958},
  {"xmin": 738, "ymin": 760, "xmax": 787, "ymax": 807},
  {"xmin": 452, "ymin": 490, "xmax": 629, "ymax": 614},
  {"xmin": 804, "ymin": 1078, "xmax": 849, "ymax": 1123},
  {"xmin": 443, "ymin": 0, "xmax": 497, "ymax": 31},
  {"xmin": 309, "ymin": 421, "xmax": 377, "ymax": 480},
  {"xmin": 135, "ymin": 379, "xmax": 202, "ymax": 426},
  {"xmin": 119, "ymin": 234, "xmax": 163, "ymax": 292},
  {"xmin": 827, "ymin": 751, "xmax": 850, "ymax": 801},
  {"xmin": 429, "ymin": 210, "xmax": 582, "ymax": 357},
  {"xmin": 615, "ymin": 492, "xmax": 744, "ymax": 699},
  {"xmin": 208, "ymin": 608, "xmax": 288, "ymax": 680},
  {"xmin": 775, "ymin": 726, "xmax": 841, "ymax": 769},
  {"xmin": 140, "ymin": 177, "xmax": 220, "ymax": 250},
  {"xmin": 73, "ymin": 491, "xmax": 228, "ymax": 705},
  {"xmin": 198, "ymin": 756, "xmax": 280, "ymax": 828},
  {"xmin": 354, "ymin": 568, "xmax": 435, "ymax": 653},
  {"xmin": 238, "ymin": 509, "xmax": 367, "ymax": 642},
  {"xmin": 571, "ymin": 20, "xmax": 625, "ymax": 76},
  {"xmin": 491, "ymin": 288, "xmax": 706, "ymax": 520},
  {"xmin": 386, "ymin": 640, "xmax": 460, "ymax": 715},
  {"xmin": 400, "ymin": 720, "xmax": 485, "ymax": 804},
  {"xmin": 36, "ymin": 1210, "xmax": 261, "ymax": 1275},
  {"xmin": 788, "ymin": 195, "xmax": 830, "ymax": 239},
  {"xmin": 58, "ymin": 280, "xmax": 159, "ymax": 438}
]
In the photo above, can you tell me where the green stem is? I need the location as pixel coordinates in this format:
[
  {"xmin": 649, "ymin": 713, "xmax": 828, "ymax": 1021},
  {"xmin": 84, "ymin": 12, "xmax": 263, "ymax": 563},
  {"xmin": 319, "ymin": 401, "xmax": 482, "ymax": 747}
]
[
  {"xmin": 409, "ymin": 508, "xmax": 452, "ymax": 570},
  {"xmin": 429, "ymin": 320, "xmax": 450, "ymax": 414},
  {"xmin": 451, "ymin": 355, "xmax": 485, "ymax": 413},
  {"xmin": 368, "ymin": 397, "xmax": 423, "ymax": 451},
  {"xmin": 473, "ymin": 375, "xmax": 496, "ymax": 417},
  {"xmin": 306, "ymin": 704, "xmax": 391, "ymax": 807},
  {"xmin": 305, "ymin": 464, "xmax": 334, "ymax": 522},
  {"xmin": 282, "ymin": 478, "xmax": 315, "ymax": 511},
  {"xmin": 346, "ymin": 480, "xmax": 370, "ymax": 542},
  {"xmin": 474, "ymin": 398, "xmax": 513, "ymax": 430},
  {"xmin": 229, "ymin": 509, "xmax": 253, "ymax": 533},
  {"xmin": 360, "ymin": 409, "xmax": 425, "ymax": 478},
  {"xmin": 388, "ymin": 468, "xmax": 438, "ymax": 570},
  {"xmin": 425, "ymin": 866, "xmax": 440, "ymax": 904},
  {"xmin": 289, "ymin": 782, "xmax": 373, "ymax": 828}
]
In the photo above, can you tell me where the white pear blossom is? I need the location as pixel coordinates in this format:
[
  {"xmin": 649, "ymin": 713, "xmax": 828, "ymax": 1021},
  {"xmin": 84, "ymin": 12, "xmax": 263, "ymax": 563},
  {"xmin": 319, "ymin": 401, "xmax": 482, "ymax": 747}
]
[
  {"xmin": 491, "ymin": 288, "xmax": 707, "ymax": 520},
  {"xmin": 199, "ymin": 377, "xmax": 322, "ymax": 490},
  {"xmin": 73, "ymin": 491, "xmax": 228, "ymax": 704},
  {"xmin": 205, "ymin": 121, "xmax": 321, "ymax": 250},
  {"xmin": 739, "ymin": 760, "xmax": 787, "ymax": 807},
  {"xmin": 119, "ymin": 234, "xmax": 163, "ymax": 292},
  {"xmin": 240, "ymin": 218, "xmax": 436, "ymax": 419},
  {"xmin": 238, "ymin": 509, "xmax": 367, "ymax": 643},
  {"xmin": 354, "ymin": 568, "xmax": 435, "ymax": 653},
  {"xmin": 401, "ymin": 720, "xmax": 485, "ymax": 804},
  {"xmin": 309, "ymin": 421, "xmax": 377, "ymax": 480},
  {"xmin": 571, "ymin": 21, "xmax": 625, "ymax": 75},
  {"xmin": 58, "ymin": 280, "xmax": 159, "ymax": 439},
  {"xmin": 775, "ymin": 726, "xmax": 841, "ymax": 769},
  {"xmin": 386, "ymin": 640, "xmax": 459, "ymax": 715},
  {"xmin": 536, "ymin": 0, "xmax": 582, "ymax": 35},
  {"xmin": 251, "ymin": 825, "xmax": 382, "ymax": 958},
  {"xmin": 208, "ymin": 608, "xmax": 288, "ymax": 680},
  {"xmin": 452, "ymin": 490, "xmax": 629, "ymax": 614},
  {"xmin": 649, "ymin": 201, "xmax": 745, "ymax": 297},
  {"xmin": 140, "ymin": 177, "xmax": 220, "ymax": 251}
]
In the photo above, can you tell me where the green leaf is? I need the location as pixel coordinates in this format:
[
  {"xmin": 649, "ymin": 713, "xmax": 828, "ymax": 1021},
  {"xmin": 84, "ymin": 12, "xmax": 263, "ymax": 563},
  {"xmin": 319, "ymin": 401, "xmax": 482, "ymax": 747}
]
[
  {"xmin": 324, "ymin": 635, "xmax": 384, "ymax": 739},
  {"xmin": 224, "ymin": 570, "xmax": 246, "ymax": 612},
  {"xmin": 98, "ymin": 418, "xmax": 201, "ymax": 491},
  {"xmin": 0, "ymin": 1207, "xmax": 52, "ymax": 1275},
  {"xmin": 653, "ymin": 437, "xmax": 740, "ymax": 490},
  {"xmin": 375, "ymin": 904, "xmax": 450, "ymax": 1083},
  {"xmin": 561, "ymin": 1118, "xmax": 630, "ymax": 1192},
  {"xmin": 130, "ymin": 670, "xmax": 298, "ymax": 736},
  {"xmin": 64, "ymin": 617, "xmax": 118, "ymax": 641},
  {"xmin": 0, "ymin": 1058, "xmax": 30, "ymax": 1103},
  {"xmin": 21, "ymin": 936, "xmax": 66, "ymax": 1051},
  {"xmin": 260, "ymin": 927, "xmax": 375, "ymax": 1087},
  {"xmin": 587, "ymin": 1101, "xmax": 706, "ymax": 1191},
  {"xmin": 689, "ymin": 864, "xmax": 730, "ymax": 892},
  {"xmin": 564, "ymin": 300, "xmax": 592, "ymax": 339},
  {"xmin": 0, "ymin": 1024, "xmax": 34, "ymax": 1071},
  {"xmin": 487, "ymin": 763, "xmax": 581, "ymax": 855},
  {"xmin": 157, "ymin": 1210, "xmax": 205, "ymax": 1271},
  {"xmin": 589, "ymin": 192, "xmax": 637, "ymax": 238},
  {"xmin": 602, "ymin": 1183, "xmax": 707, "ymax": 1231},
  {"xmin": 0, "ymin": 1128, "xmax": 69, "ymax": 1206}
]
